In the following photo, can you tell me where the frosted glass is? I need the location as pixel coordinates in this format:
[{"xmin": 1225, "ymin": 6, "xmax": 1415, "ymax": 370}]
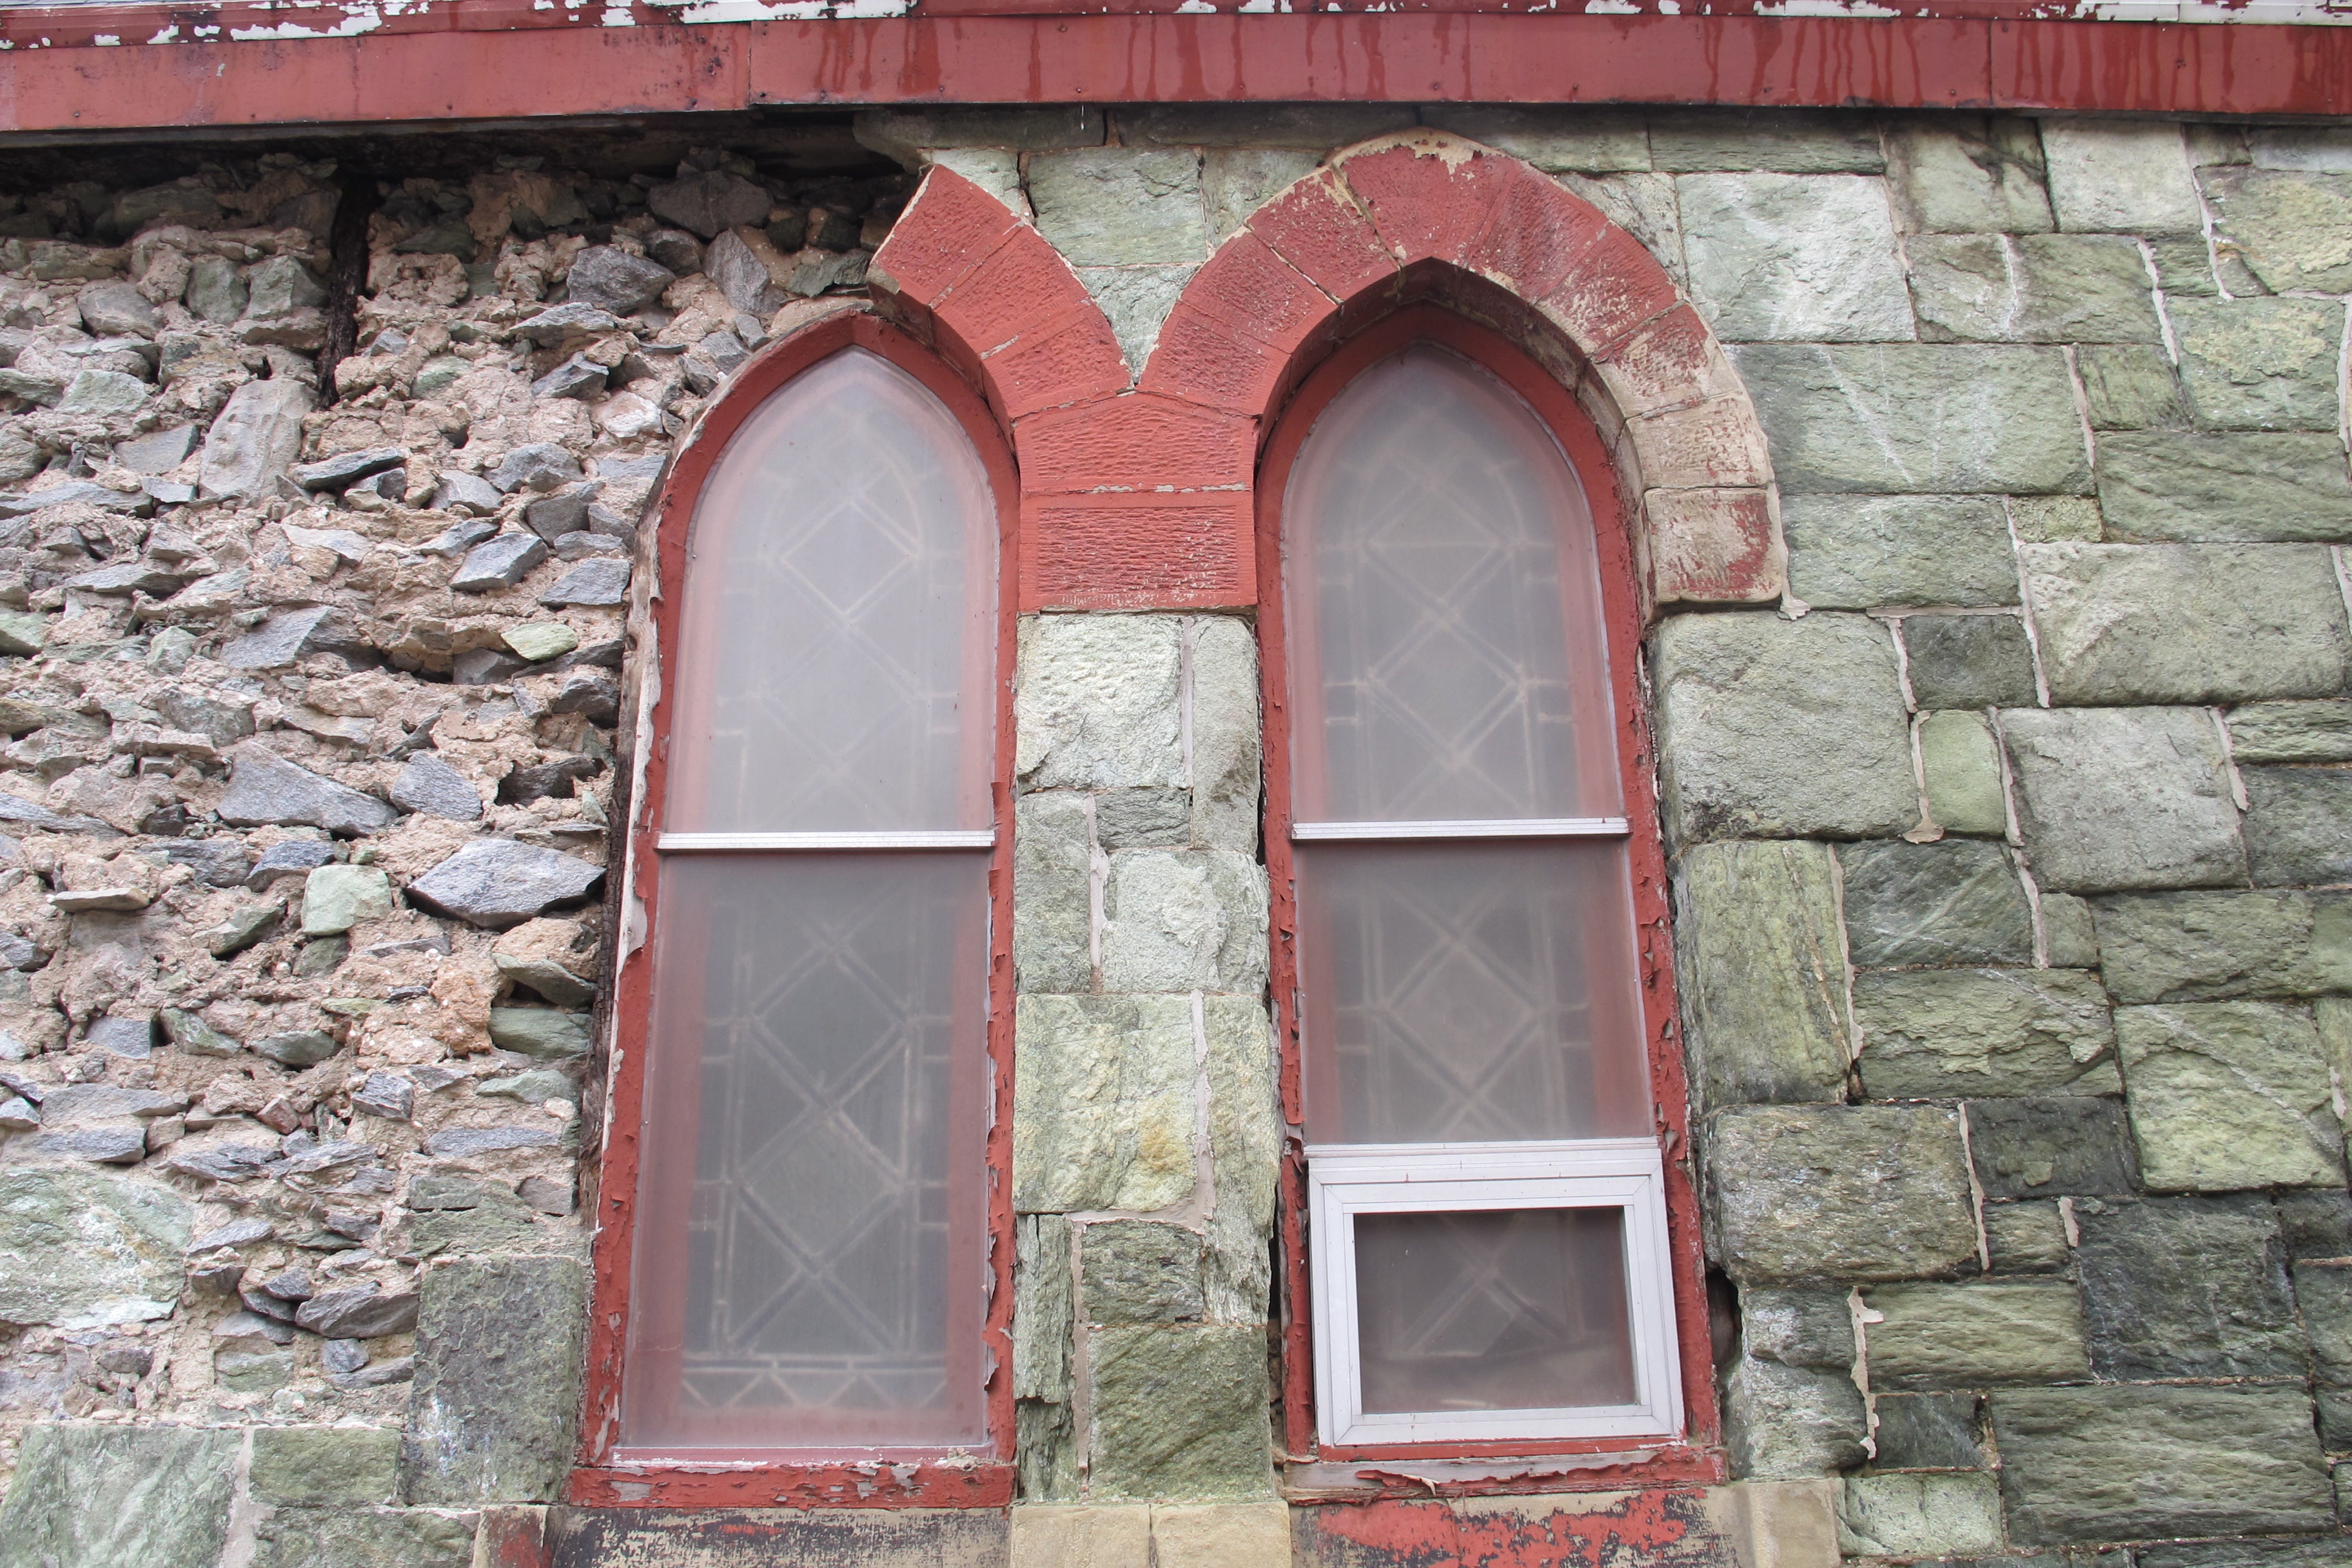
[
  {"xmin": 624, "ymin": 853, "xmax": 990, "ymax": 1448},
  {"xmin": 668, "ymin": 348, "xmax": 997, "ymax": 834},
  {"xmin": 1355, "ymin": 1206, "xmax": 1636, "ymax": 1415},
  {"xmin": 1284, "ymin": 342, "xmax": 1620, "ymax": 823},
  {"xmin": 1297, "ymin": 841, "xmax": 1650, "ymax": 1144}
]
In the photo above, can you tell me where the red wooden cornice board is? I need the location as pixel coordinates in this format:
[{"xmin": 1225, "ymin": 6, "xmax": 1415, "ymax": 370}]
[{"xmin": 3, "ymin": 13, "xmax": 2350, "ymax": 136}]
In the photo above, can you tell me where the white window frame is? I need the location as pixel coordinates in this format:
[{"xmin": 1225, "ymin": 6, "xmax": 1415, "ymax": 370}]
[{"xmin": 1306, "ymin": 1138, "xmax": 1684, "ymax": 1449}]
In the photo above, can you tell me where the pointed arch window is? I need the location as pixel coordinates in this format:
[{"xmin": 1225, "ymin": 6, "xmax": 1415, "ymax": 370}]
[
  {"xmin": 1269, "ymin": 320, "xmax": 1687, "ymax": 1451},
  {"xmin": 588, "ymin": 322, "xmax": 1012, "ymax": 1480}
]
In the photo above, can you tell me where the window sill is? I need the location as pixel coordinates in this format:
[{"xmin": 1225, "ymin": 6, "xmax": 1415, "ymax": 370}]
[
  {"xmin": 568, "ymin": 1458, "xmax": 1017, "ymax": 1509},
  {"xmin": 1282, "ymin": 1444, "xmax": 1725, "ymax": 1502}
]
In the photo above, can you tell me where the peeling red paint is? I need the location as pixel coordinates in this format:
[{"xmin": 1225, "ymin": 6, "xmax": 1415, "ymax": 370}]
[{"xmin": 1296, "ymin": 1489, "xmax": 1744, "ymax": 1568}]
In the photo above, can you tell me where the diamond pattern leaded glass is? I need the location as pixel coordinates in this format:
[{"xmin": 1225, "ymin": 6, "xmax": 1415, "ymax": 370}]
[
  {"xmin": 1282, "ymin": 342, "xmax": 1621, "ymax": 825},
  {"xmin": 667, "ymin": 348, "xmax": 997, "ymax": 834}
]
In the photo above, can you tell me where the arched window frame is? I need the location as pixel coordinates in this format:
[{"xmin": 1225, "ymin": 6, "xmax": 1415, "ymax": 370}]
[
  {"xmin": 576, "ymin": 309, "xmax": 1021, "ymax": 1510},
  {"xmin": 1258, "ymin": 305, "xmax": 1720, "ymax": 1478}
]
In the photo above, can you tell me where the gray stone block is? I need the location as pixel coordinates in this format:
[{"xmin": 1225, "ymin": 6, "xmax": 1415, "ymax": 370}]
[
  {"xmin": 1837, "ymin": 1473, "xmax": 2004, "ymax": 1558},
  {"xmin": 1013, "ymin": 994, "xmax": 1195, "ymax": 1213},
  {"xmin": 1705, "ymin": 1104, "xmax": 1979, "ymax": 1282},
  {"xmin": 1678, "ymin": 173, "xmax": 1914, "ymax": 342},
  {"xmin": 2021, "ymin": 542, "xmax": 2352, "ymax": 705},
  {"xmin": 2244, "ymin": 766, "xmax": 2352, "ymax": 887},
  {"xmin": 1740, "ymin": 1286, "xmax": 1857, "ymax": 1369},
  {"xmin": 1188, "ymin": 615, "xmax": 1260, "ymax": 854},
  {"xmin": 1088, "ymin": 1323, "xmax": 1272, "ymax": 1500},
  {"xmin": 403, "ymin": 1255, "xmax": 586, "ymax": 1505},
  {"xmin": 1671, "ymin": 840, "xmax": 1852, "ymax": 1111},
  {"xmin": 1652, "ymin": 612, "xmax": 1916, "ymax": 843},
  {"xmin": 1117, "ymin": 103, "xmax": 1415, "ymax": 150},
  {"xmin": 1966, "ymin": 1095, "xmax": 2140, "ymax": 1199},
  {"xmin": 1732, "ymin": 344, "xmax": 2090, "ymax": 495},
  {"xmin": 2278, "ymin": 1188, "xmax": 2352, "ymax": 1260},
  {"xmin": 2076, "ymin": 342, "xmax": 2189, "ymax": 429},
  {"xmin": 1983, "ymin": 1200, "xmax": 2072, "ymax": 1273},
  {"xmin": 2094, "ymin": 890, "xmax": 2352, "ymax": 1004},
  {"xmin": 549, "ymin": 1507, "xmax": 1010, "ymax": 1567},
  {"xmin": 2202, "ymin": 166, "xmax": 2352, "ymax": 293},
  {"xmin": 2041, "ymin": 119, "xmax": 2202, "ymax": 233},
  {"xmin": 1081, "ymin": 1220, "xmax": 1205, "ymax": 1324},
  {"xmin": 1416, "ymin": 107, "xmax": 1652, "ymax": 173},
  {"xmin": 1201, "ymin": 995, "xmax": 1277, "ymax": 1326},
  {"xmin": 407, "ymin": 839, "xmax": 603, "ymax": 928},
  {"xmin": 1781, "ymin": 495, "xmax": 2019, "ymax": 609},
  {"xmin": 1855, "ymin": 968, "xmax": 2119, "ymax": 1100},
  {"xmin": 1863, "ymin": 1280, "xmax": 2090, "ymax": 1389},
  {"xmin": 1649, "ymin": 109, "xmax": 1885, "ymax": 173},
  {"xmin": 1014, "ymin": 792, "xmax": 1092, "ymax": 994},
  {"xmin": 1094, "ymin": 787, "xmax": 1191, "ymax": 848},
  {"xmin": 1015, "ymin": 1212, "xmax": 1073, "ymax": 1404},
  {"xmin": 1075, "ymin": 264, "xmax": 1192, "ymax": 372},
  {"xmin": 2297, "ymin": 1262, "xmax": 2352, "ymax": 1438},
  {"xmin": 1099, "ymin": 849, "xmax": 1266, "ymax": 994},
  {"xmin": 1722, "ymin": 1355, "xmax": 1868, "ymax": 1480},
  {"xmin": 1902, "ymin": 614, "xmax": 2037, "ymax": 708},
  {"xmin": 2002, "ymin": 707, "xmax": 2246, "ymax": 894},
  {"xmin": 1883, "ymin": 117, "xmax": 2054, "ymax": 233},
  {"xmin": 1016, "ymin": 614, "xmax": 1184, "ymax": 790},
  {"xmin": 1202, "ymin": 148, "xmax": 1322, "ymax": 239},
  {"xmin": 2096, "ymin": 432, "xmax": 2352, "ymax": 543},
  {"xmin": 251, "ymin": 1426, "xmax": 401, "ymax": 1505},
  {"xmin": 252, "ymin": 1507, "xmax": 475, "ymax": 1568},
  {"xmin": 1839, "ymin": 839, "xmax": 2035, "ymax": 968},
  {"xmin": 1028, "ymin": 148, "xmax": 1207, "ymax": 266},
  {"xmin": 1868, "ymin": 1390, "xmax": 1985, "ymax": 1469},
  {"xmin": 389, "ymin": 754, "xmax": 484, "ymax": 823},
  {"xmin": 1905, "ymin": 233, "xmax": 2160, "ymax": 344},
  {"xmin": 0, "ymin": 1168, "xmax": 190, "ymax": 1325},
  {"xmin": 2075, "ymin": 1195, "xmax": 2303, "ymax": 1378},
  {"xmin": 0, "ymin": 1424, "xmax": 239, "ymax": 1567},
  {"xmin": 1993, "ymin": 1384, "xmax": 2332, "ymax": 1545},
  {"xmin": 857, "ymin": 104, "xmax": 1104, "ymax": 159},
  {"xmin": 2228, "ymin": 701, "xmax": 2352, "ymax": 763},
  {"xmin": 197, "ymin": 376, "xmax": 311, "ymax": 499},
  {"xmin": 2170, "ymin": 297, "xmax": 2348, "ymax": 431},
  {"xmin": 2118, "ymin": 1001, "xmax": 2346, "ymax": 1191}
]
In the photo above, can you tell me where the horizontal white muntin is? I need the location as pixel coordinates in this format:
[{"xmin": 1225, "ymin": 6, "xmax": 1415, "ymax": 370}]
[
  {"xmin": 1290, "ymin": 817, "xmax": 1629, "ymax": 841},
  {"xmin": 656, "ymin": 830, "xmax": 996, "ymax": 852}
]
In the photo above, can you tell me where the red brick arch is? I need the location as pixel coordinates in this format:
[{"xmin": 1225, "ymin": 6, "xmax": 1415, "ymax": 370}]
[{"xmin": 868, "ymin": 131, "xmax": 1784, "ymax": 616}]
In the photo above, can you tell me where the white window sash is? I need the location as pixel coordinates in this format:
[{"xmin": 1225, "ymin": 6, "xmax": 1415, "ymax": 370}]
[
  {"xmin": 1291, "ymin": 818, "xmax": 1629, "ymax": 842},
  {"xmin": 1308, "ymin": 1138, "xmax": 1684, "ymax": 1449},
  {"xmin": 656, "ymin": 830, "xmax": 996, "ymax": 852}
]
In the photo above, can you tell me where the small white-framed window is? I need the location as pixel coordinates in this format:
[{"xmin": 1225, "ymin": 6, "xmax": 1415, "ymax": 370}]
[
  {"xmin": 1307, "ymin": 1141, "xmax": 1683, "ymax": 1447},
  {"xmin": 1277, "ymin": 333, "xmax": 1683, "ymax": 1451}
]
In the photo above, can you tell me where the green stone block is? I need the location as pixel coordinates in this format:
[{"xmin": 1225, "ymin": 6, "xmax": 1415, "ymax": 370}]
[
  {"xmin": 1838, "ymin": 1472, "xmax": 2006, "ymax": 1558},
  {"xmin": 0, "ymin": 1170, "xmax": 190, "ymax": 1326},
  {"xmin": 2117, "ymin": 1001, "xmax": 2346, "ymax": 1190},
  {"xmin": 1862, "ymin": 1280, "xmax": 2092, "ymax": 1389},
  {"xmin": 1991, "ymin": 1385, "xmax": 2333, "ymax": 1545},
  {"xmin": 485, "ymin": 1006, "xmax": 591, "ymax": 1059},
  {"xmin": 1013, "ymin": 994, "xmax": 1195, "ymax": 1213},
  {"xmin": 1882, "ymin": 117, "xmax": 2053, "ymax": 234},
  {"xmin": 2227, "ymin": 700, "xmax": 2352, "ymax": 763},
  {"xmin": 1919, "ymin": 712, "xmax": 2007, "ymax": 838},
  {"xmin": 1015, "ymin": 1213, "xmax": 1073, "ymax": 1406},
  {"xmin": 0, "ymin": 1424, "xmax": 239, "ymax": 1567},
  {"xmin": 1671, "ymin": 840, "xmax": 1851, "ymax": 1112},
  {"xmin": 1732, "ymin": 343, "xmax": 2090, "ymax": 495},
  {"xmin": 1868, "ymin": 1390, "xmax": 1985, "ymax": 1469},
  {"xmin": 1201, "ymin": 994, "xmax": 1277, "ymax": 1326},
  {"xmin": 1088, "ymin": 1323, "xmax": 1272, "ymax": 1501},
  {"xmin": 1740, "ymin": 1286, "xmax": 1857, "ymax": 1369},
  {"xmin": 1652, "ymin": 612, "xmax": 1916, "ymax": 843},
  {"xmin": 1081, "ymin": 1220, "xmax": 1205, "ymax": 1325},
  {"xmin": 1855, "ymin": 969, "xmax": 2118, "ymax": 1100},
  {"xmin": 2004, "ymin": 707, "xmax": 2246, "ymax": 895},
  {"xmin": 2074, "ymin": 1199, "xmax": 2308, "ymax": 1378},
  {"xmin": 2094, "ymin": 890, "xmax": 2352, "ymax": 1004},
  {"xmin": 2244, "ymin": 766, "xmax": 2352, "ymax": 887},
  {"xmin": 301, "ymin": 865, "xmax": 394, "ymax": 937},
  {"xmin": 1027, "ymin": 148, "xmax": 1206, "ymax": 267},
  {"xmin": 2203, "ymin": 167, "xmax": 2352, "ymax": 293},
  {"xmin": 2295, "ymin": 1261, "xmax": 2352, "ymax": 1389},
  {"xmin": 1782, "ymin": 495, "xmax": 2019, "ymax": 609},
  {"xmin": 0, "ymin": 608, "xmax": 52, "ymax": 656},
  {"xmin": 1966, "ymin": 1096, "xmax": 2139, "ymax": 1199},
  {"xmin": 502, "ymin": 621, "xmax": 578, "ymax": 662},
  {"xmin": 411, "ymin": 355, "xmax": 470, "ymax": 398},
  {"xmin": 1982, "ymin": 1201, "xmax": 2071, "ymax": 1273},
  {"xmin": 2075, "ymin": 343, "xmax": 2189, "ymax": 430},
  {"xmin": 1014, "ymin": 792, "xmax": 1093, "ymax": 995},
  {"xmin": 1722, "ymin": 1355, "xmax": 1867, "ymax": 1480},
  {"xmin": 1903, "ymin": 614, "xmax": 2037, "ymax": 708},
  {"xmin": 1705, "ymin": 1104, "xmax": 1979, "ymax": 1284},
  {"xmin": 1649, "ymin": 108, "xmax": 1885, "ymax": 173},
  {"xmin": 252, "ymin": 1507, "xmax": 475, "ymax": 1568},
  {"xmin": 2039, "ymin": 892, "xmax": 2101, "ymax": 969},
  {"xmin": 402, "ymin": 1176, "xmax": 545, "ymax": 1259},
  {"xmin": 1905, "ymin": 232, "xmax": 2159, "ymax": 344},
  {"xmin": 2169, "ymin": 297, "xmax": 2348, "ymax": 432},
  {"xmin": 250, "ymin": 1426, "xmax": 401, "ymax": 1506},
  {"xmin": 1417, "ymin": 106, "xmax": 1651, "ymax": 173},
  {"xmin": 2096, "ymin": 431, "xmax": 2352, "ymax": 544},
  {"xmin": 2146, "ymin": 234, "xmax": 2219, "ymax": 297},
  {"xmin": 1839, "ymin": 839, "xmax": 2034, "ymax": 968},
  {"xmin": 2006, "ymin": 494, "xmax": 2102, "ymax": 544},
  {"xmin": 402, "ymin": 1255, "xmax": 585, "ymax": 1505}
]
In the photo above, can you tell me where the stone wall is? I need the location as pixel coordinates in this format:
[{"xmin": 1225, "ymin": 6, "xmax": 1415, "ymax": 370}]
[{"xmin": 0, "ymin": 101, "xmax": 2349, "ymax": 1568}]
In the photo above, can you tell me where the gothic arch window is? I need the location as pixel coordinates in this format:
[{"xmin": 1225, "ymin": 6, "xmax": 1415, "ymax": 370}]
[
  {"xmin": 584, "ymin": 315, "xmax": 1015, "ymax": 1491},
  {"xmin": 1262, "ymin": 308, "xmax": 1696, "ymax": 1453}
]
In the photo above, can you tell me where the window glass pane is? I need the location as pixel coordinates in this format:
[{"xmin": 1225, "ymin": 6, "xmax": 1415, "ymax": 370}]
[
  {"xmin": 1283, "ymin": 342, "xmax": 1620, "ymax": 823},
  {"xmin": 624, "ymin": 853, "xmax": 990, "ymax": 1449},
  {"xmin": 667, "ymin": 348, "xmax": 997, "ymax": 834},
  {"xmin": 1355, "ymin": 1206, "xmax": 1636, "ymax": 1415},
  {"xmin": 1297, "ymin": 841, "xmax": 1650, "ymax": 1144}
]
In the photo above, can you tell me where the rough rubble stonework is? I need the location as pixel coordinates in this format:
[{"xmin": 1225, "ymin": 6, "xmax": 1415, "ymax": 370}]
[{"xmin": 0, "ymin": 103, "xmax": 2347, "ymax": 1567}]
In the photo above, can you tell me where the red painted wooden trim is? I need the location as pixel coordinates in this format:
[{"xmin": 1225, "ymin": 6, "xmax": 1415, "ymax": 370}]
[
  {"xmin": 1258, "ymin": 305, "xmax": 1721, "ymax": 1494},
  {"xmin": 574, "ymin": 304, "xmax": 1021, "ymax": 1508},
  {"xmin": 5, "ymin": 15, "xmax": 2352, "ymax": 135}
]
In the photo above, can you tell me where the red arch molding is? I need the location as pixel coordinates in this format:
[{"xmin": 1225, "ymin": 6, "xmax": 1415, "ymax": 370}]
[{"xmin": 4, "ymin": 12, "xmax": 2352, "ymax": 132}]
